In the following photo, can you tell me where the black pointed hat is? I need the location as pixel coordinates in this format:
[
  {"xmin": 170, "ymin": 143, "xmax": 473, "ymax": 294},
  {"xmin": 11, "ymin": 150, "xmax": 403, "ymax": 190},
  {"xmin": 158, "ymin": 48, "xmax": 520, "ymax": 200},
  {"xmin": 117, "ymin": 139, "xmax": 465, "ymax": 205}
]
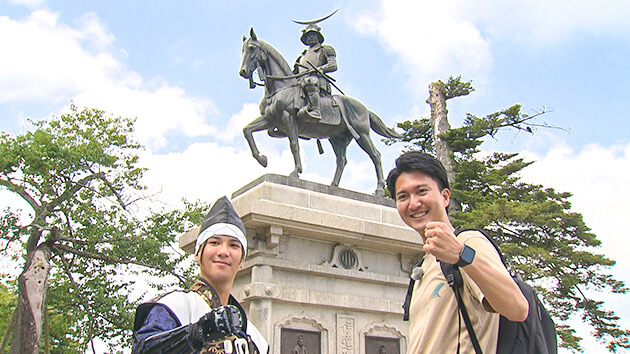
[{"xmin": 194, "ymin": 196, "xmax": 247, "ymax": 256}]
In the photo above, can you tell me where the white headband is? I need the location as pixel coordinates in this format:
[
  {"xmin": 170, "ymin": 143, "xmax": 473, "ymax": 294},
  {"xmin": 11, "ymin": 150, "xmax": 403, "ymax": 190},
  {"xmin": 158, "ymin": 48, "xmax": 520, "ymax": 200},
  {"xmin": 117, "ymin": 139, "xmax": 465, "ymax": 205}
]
[{"xmin": 194, "ymin": 222, "xmax": 247, "ymax": 256}]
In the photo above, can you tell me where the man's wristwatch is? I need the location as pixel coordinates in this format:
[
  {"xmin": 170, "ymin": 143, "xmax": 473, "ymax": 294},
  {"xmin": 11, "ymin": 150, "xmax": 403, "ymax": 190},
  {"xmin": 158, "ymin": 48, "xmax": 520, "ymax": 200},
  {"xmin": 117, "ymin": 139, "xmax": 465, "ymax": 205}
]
[{"xmin": 455, "ymin": 244, "xmax": 476, "ymax": 267}]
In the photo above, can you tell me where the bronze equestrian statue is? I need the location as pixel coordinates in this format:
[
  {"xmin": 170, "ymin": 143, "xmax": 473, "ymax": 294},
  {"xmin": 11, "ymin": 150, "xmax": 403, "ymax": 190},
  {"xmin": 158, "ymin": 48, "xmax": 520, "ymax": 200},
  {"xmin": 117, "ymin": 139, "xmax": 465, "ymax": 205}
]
[{"xmin": 239, "ymin": 26, "xmax": 400, "ymax": 196}]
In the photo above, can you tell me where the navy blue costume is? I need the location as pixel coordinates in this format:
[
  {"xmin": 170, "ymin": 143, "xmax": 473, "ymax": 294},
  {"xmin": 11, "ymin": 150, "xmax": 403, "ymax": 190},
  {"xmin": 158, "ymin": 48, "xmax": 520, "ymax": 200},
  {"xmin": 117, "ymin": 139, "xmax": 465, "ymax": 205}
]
[{"xmin": 132, "ymin": 279, "xmax": 268, "ymax": 353}]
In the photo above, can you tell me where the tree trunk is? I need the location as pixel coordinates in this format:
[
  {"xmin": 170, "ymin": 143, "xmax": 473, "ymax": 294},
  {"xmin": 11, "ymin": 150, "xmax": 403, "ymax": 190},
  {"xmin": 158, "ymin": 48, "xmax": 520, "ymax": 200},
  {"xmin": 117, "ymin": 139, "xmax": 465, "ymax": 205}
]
[
  {"xmin": 11, "ymin": 242, "xmax": 52, "ymax": 354},
  {"xmin": 427, "ymin": 81, "xmax": 461, "ymax": 213}
]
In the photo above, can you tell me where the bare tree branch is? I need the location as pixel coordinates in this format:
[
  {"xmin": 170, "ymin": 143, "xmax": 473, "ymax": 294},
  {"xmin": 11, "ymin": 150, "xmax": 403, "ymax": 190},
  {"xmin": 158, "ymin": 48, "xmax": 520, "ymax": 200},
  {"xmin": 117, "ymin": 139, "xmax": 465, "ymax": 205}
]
[
  {"xmin": 87, "ymin": 166, "xmax": 131, "ymax": 209},
  {"xmin": 123, "ymin": 189, "xmax": 163, "ymax": 208},
  {"xmin": 0, "ymin": 178, "xmax": 41, "ymax": 211},
  {"xmin": 47, "ymin": 172, "xmax": 105, "ymax": 212},
  {"xmin": 492, "ymin": 108, "xmax": 569, "ymax": 136},
  {"xmin": 56, "ymin": 236, "xmax": 134, "ymax": 245},
  {"xmin": 53, "ymin": 244, "xmax": 186, "ymax": 284}
]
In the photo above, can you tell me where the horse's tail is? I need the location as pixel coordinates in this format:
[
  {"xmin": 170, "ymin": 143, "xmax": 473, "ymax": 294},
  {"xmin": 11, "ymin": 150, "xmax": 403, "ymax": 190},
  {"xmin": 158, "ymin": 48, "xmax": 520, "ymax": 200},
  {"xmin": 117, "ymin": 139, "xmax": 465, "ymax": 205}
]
[{"xmin": 369, "ymin": 111, "xmax": 402, "ymax": 138}]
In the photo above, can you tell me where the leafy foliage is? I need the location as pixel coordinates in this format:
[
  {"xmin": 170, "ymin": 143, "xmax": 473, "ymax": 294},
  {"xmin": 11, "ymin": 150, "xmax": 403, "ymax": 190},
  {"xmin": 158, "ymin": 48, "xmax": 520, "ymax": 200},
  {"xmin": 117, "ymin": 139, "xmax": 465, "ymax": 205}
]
[
  {"xmin": 0, "ymin": 105, "xmax": 202, "ymax": 352},
  {"xmin": 0, "ymin": 282, "xmax": 16, "ymax": 350},
  {"xmin": 384, "ymin": 118, "xmax": 434, "ymax": 152},
  {"xmin": 444, "ymin": 75, "xmax": 475, "ymax": 99},
  {"xmin": 387, "ymin": 79, "xmax": 629, "ymax": 352}
]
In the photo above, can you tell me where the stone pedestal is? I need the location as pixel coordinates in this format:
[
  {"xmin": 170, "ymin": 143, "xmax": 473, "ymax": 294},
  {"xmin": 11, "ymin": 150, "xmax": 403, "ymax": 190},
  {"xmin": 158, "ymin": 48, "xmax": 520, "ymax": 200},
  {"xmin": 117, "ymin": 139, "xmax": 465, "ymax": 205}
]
[{"xmin": 179, "ymin": 174, "xmax": 422, "ymax": 354}]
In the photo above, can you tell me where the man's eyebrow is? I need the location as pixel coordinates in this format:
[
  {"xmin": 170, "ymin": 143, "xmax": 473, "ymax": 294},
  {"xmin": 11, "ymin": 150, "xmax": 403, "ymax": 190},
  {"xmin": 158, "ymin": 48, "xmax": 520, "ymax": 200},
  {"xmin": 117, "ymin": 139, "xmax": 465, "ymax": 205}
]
[{"xmin": 399, "ymin": 183, "xmax": 430, "ymax": 191}]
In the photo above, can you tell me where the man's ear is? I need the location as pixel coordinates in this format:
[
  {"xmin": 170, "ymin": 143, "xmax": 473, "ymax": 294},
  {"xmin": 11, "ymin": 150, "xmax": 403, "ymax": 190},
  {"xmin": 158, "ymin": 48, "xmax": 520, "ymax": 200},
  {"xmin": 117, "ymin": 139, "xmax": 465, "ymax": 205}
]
[
  {"xmin": 442, "ymin": 188, "xmax": 451, "ymax": 207},
  {"xmin": 194, "ymin": 252, "xmax": 201, "ymax": 265},
  {"xmin": 239, "ymin": 248, "xmax": 246, "ymax": 269}
]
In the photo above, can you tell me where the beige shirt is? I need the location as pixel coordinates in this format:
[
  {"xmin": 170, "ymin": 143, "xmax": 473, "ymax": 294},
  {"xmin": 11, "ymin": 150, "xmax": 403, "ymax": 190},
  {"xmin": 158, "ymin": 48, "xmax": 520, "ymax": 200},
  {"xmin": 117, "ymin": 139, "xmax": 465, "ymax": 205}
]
[{"xmin": 407, "ymin": 230, "xmax": 509, "ymax": 353}]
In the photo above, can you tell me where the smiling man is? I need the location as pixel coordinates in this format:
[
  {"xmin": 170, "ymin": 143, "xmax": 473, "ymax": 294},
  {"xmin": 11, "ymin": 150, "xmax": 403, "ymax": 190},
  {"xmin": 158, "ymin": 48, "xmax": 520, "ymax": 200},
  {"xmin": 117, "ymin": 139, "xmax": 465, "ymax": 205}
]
[
  {"xmin": 132, "ymin": 196, "xmax": 268, "ymax": 353},
  {"xmin": 386, "ymin": 152, "xmax": 527, "ymax": 353}
]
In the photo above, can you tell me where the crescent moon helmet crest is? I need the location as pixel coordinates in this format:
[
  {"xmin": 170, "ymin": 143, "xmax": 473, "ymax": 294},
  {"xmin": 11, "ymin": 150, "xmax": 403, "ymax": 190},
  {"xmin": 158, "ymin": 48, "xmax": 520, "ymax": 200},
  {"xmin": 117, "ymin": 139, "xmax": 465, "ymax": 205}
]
[
  {"xmin": 291, "ymin": 8, "xmax": 338, "ymax": 25},
  {"xmin": 293, "ymin": 9, "xmax": 338, "ymax": 45}
]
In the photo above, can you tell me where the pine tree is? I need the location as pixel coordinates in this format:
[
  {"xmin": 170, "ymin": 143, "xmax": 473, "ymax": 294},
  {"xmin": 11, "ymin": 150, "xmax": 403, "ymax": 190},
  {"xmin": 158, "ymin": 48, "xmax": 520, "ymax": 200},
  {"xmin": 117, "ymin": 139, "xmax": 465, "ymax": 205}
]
[{"xmin": 385, "ymin": 76, "xmax": 629, "ymax": 352}]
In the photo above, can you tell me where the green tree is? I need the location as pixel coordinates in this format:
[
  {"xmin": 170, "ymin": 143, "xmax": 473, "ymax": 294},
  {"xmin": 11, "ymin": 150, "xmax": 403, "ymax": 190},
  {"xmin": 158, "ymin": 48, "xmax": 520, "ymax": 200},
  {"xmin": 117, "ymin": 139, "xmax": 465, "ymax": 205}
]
[
  {"xmin": 385, "ymin": 76, "xmax": 629, "ymax": 352},
  {"xmin": 0, "ymin": 105, "xmax": 200, "ymax": 353},
  {"xmin": 0, "ymin": 281, "xmax": 17, "ymax": 351}
]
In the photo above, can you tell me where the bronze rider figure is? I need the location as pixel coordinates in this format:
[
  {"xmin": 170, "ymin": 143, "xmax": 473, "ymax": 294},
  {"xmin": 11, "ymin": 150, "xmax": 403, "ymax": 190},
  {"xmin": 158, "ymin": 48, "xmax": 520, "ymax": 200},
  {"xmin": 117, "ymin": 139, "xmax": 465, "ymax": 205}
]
[{"xmin": 293, "ymin": 20, "xmax": 338, "ymax": 120}]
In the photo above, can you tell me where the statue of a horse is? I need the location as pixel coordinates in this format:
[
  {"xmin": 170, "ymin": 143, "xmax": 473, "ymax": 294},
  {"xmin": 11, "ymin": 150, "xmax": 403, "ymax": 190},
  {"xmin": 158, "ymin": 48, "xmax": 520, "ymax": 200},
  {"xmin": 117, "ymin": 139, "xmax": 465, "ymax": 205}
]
[{"xmin": 239, "ymin": 28, "xmax": 400, "ymax": 196}]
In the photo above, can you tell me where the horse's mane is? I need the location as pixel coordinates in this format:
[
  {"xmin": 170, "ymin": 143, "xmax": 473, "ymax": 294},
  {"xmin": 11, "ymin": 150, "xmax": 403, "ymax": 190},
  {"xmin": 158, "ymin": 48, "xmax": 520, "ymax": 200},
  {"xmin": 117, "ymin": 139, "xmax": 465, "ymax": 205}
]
[{"xmin": 258, "ymin": 40, "xmax": 292, "ymax": 76}]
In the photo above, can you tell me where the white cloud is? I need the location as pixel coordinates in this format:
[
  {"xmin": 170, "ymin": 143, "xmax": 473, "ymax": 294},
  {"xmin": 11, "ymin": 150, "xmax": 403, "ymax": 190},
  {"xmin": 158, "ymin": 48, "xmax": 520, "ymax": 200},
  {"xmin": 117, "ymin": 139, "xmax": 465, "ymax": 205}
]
[
  {"xmin": 219, "ymin": 103, "xmax": 261, "ymax": 143},
  {"xmin": 138, "ymin": 141, "xmax": 296, "ymax": 211},
  {"xmin": 353, "ymin": 0, "xmax": 493, "ymax": 97},
  {"xmin": 351, "ymin": 0, "xmax": 630, "ymax": 101},
  {"xmin": 521, "ymin": 140, "xmax": 630, "ymax": 351},
  {"xmin": 341, "ymin": 158, "xmax": 383, "ymax": 194},
  {"xmin": 459, "ymin": 0, "xmax": 630, "ymax": 46},
  {"xmin": 73, "ymin": 84, "xmax": 217, "ymax": 150},
  {"xmin": 0, "ymin": 10, "xmax": 216, "ymax": 150},
  {"xmin": 74, "ymin": 11, "xmax": 116, "ymax": 53},
  {"xmin": 521, "ymin": 141, "xmax": 630, "ymax": 263},
  {"xmin": 0, "ymin": 10, "xmax": 118, "ymax": 102}
]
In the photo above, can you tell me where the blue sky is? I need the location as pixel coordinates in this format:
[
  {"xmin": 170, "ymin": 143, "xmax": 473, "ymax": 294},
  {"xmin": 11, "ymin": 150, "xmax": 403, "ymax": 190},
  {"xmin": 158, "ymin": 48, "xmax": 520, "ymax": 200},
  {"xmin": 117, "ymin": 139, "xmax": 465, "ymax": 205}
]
[{"xmin": 1, "ymin": 0, "xmax": 629, "ymax": 352}]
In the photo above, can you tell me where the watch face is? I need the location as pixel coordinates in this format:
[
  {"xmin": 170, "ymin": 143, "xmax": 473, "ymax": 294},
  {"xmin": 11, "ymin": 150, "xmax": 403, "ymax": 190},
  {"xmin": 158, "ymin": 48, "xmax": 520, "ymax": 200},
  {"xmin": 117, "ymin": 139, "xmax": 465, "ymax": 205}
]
[{"xmin": 460, "ymin": 245, "xmax": 476, "ymax": 265}]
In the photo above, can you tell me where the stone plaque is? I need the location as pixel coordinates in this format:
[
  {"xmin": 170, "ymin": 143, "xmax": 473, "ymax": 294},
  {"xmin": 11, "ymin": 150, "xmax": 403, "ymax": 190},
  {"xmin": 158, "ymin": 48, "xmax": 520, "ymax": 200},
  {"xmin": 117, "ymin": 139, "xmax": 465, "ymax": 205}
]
[
  {"xmin": 336, "ymin": 314, "xmax": 355, "ymax": 354},
  {"xmin": 281, "ymin": 328, "xmax": 320, "ymax": 354},
  {"xmin": 365, "ymin": 336, "xmax": 400, "ymax": 354}
]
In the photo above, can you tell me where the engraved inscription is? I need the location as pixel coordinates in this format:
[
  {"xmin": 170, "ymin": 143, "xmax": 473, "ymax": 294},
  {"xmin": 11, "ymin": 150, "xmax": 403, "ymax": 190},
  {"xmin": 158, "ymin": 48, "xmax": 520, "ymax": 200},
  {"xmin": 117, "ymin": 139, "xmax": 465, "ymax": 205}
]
[{"xmin": 337, "ymin": 315, "xmax": 355, "ymax": 354}]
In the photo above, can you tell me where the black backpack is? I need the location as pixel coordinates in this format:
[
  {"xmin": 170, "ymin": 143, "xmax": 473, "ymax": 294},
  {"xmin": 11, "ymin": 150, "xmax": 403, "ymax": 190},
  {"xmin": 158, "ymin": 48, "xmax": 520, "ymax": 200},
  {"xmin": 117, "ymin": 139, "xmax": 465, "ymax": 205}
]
[{"xmin": 402, "ymin": 228, "xmax": 558, "ymax": 354}]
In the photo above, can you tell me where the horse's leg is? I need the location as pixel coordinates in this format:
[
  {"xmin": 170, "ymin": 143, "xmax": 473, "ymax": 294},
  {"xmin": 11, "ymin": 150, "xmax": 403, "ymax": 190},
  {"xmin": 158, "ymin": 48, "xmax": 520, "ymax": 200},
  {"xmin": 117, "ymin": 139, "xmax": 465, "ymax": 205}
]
[
  {"xmin": 281, "ymin": 110, "xmax": 302, "ymax": 177},
  {"xmin": 243, "ymin": 115, "xmax": 270, "ymax": 167},
  {"xmin": 354, "ymin": 131, "xmax": 386, "ymax": 196},
  {"xmin": 329, "ymin": 135, "xmax": 352, "ymax": 187},
  {"xmin": 340, "ymin": 97, "xmax": 387, "ymax": 196}
]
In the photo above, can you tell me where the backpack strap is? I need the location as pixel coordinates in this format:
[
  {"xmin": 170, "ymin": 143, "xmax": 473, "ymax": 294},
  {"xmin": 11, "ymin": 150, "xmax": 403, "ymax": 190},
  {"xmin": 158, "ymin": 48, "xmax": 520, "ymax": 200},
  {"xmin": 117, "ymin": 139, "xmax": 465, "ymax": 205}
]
[
  {"xmin": 441, "ymin": 262, "xmax": 483, "ymax": 354},
  {"xmin": 402, "ymin": 259, "xmax": 424, "ymax": 321},
  {"xmin": 440, "ymin": 228, "xmax": 499, "ymax": 354}
]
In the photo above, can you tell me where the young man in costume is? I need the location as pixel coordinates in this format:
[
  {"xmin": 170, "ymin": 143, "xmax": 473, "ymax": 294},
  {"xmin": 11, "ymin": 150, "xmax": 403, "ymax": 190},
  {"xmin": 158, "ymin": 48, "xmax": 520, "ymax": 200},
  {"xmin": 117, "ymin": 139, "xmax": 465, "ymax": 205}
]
[
  {"xmin": 386, "ymin": 152, "xmax": 527, "ymax": 353},
  {"xmin": 132, "ymin": 196, "xmax": 268, "ymax": 353}
]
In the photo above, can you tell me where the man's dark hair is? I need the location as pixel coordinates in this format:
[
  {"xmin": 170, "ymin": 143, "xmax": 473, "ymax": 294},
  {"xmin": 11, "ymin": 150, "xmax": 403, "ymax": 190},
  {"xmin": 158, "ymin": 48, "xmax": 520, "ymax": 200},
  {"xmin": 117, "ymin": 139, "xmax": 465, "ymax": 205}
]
[{"xmin": 386, "ymin": 151, "xmax": 450, "ymax": 198}]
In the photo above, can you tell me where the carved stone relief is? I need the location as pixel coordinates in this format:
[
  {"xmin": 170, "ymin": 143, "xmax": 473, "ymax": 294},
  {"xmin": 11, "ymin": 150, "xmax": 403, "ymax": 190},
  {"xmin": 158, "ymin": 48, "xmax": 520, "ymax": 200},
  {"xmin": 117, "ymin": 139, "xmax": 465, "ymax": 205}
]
[{"xmin": 324, "ymin": 244, "xmax": 366, "ymax": 271}]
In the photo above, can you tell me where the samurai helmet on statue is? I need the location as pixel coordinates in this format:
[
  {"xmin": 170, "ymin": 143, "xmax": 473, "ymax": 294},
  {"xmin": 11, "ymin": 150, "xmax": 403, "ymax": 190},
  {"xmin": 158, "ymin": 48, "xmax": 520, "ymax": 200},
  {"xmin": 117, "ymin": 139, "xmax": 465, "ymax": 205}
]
[{"xmin": 293, "ymin": 9, "xmax": 338, "ymax": 45}]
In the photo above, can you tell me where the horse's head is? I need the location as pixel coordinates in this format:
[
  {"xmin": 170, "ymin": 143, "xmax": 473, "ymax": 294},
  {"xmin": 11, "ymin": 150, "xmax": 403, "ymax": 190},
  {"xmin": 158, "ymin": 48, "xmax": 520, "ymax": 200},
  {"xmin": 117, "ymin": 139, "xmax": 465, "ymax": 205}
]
[{"xmin": 239, "ymin": 28, "xmax": 268, "ymax": 88}]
